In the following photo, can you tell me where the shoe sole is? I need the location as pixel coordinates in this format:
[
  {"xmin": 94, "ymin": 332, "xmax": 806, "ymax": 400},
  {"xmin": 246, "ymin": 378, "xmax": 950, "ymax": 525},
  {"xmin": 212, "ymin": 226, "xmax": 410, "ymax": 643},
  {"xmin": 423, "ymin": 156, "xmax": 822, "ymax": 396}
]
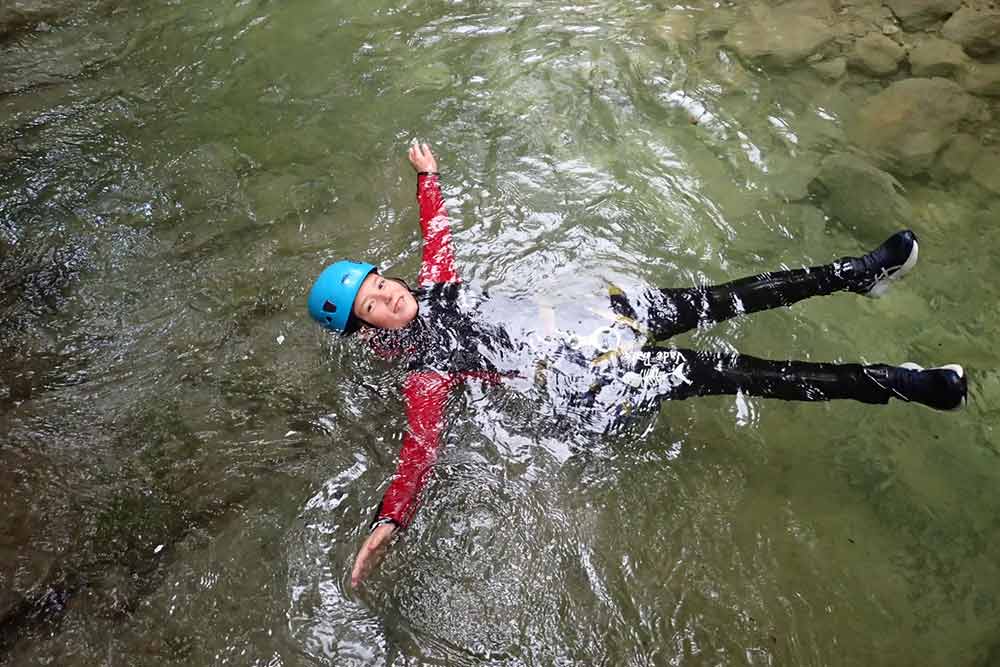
[{"xmin": 866, "ymin": 239, "xmax": 919, "ymax": 298}]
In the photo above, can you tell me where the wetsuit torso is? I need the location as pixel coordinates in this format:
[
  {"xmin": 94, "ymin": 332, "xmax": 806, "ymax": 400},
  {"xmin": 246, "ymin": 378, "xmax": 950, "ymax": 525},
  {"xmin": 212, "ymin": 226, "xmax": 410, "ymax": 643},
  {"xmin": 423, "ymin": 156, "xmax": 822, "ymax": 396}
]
[{"xmin": 370, "ymin": 174, "xmax": 640, "ymax": 529}]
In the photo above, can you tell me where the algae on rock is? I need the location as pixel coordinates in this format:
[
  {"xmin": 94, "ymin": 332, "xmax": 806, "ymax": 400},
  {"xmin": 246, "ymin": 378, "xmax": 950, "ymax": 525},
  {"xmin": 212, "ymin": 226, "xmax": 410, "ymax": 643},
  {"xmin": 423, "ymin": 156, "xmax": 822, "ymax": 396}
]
[
  {"xmin": 935, "ymin": 133, "xmax": 982, "ymax": 179},
  {"xmin": 908, "ymin": 37, "xmax": 969, "ymax": 78},
  {"xmin": 812, "ymin": 56, "xmax": 847, "ymax": 80},
  {"xmin": 849, "ymin": 77, "xmax": 976, "ymax": 176},
  {"xmin": 848, "ymin": 32, "xmax": 906, "ymax": 76},
  {"xmin": 809, "ymin": 153, "xmax": 913, "ymax": 239},
  {"xmin": 724, "ymin": 4, "xmax": 834, "ymax": 68},
  {"xmin": 942, "ymin": 7, "xmax": 1000, "ymax": 56},
  {"xmin": 884, "ymin": 0, "xmax": 962, "ymax": 31},
  {"xmin": 970, "ymin": 150, "xmax": 1000, "ymax": 194},
  {"xmin": 961, "ymin": 63, "xmax": 1000, "ymax": 98}
]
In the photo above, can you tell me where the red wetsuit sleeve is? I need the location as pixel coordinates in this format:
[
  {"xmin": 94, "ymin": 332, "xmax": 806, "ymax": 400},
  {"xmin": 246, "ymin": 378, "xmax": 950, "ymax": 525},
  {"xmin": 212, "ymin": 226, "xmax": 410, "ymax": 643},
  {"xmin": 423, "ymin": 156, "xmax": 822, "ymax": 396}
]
[
  {"xmin": 372, "ymin": 370, "xmax": 506, "ymax": 530},
  {"xmin": 374, "ymin": 371, "xmax": 454, "ymax": 528},
  {"xmin": 416, "ymin": 173, "xmax": 459, "ymax": 286}
]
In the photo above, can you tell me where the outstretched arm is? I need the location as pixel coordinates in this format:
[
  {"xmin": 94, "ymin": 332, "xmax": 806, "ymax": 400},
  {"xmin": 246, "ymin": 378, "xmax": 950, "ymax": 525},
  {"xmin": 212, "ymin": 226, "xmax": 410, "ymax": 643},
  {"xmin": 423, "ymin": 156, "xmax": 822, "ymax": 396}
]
[
  {"xmin": 409, "ymin": 143, "xmax": 459, "ymax": 286},
  {"xmin": 350, "ymin": 370, "xmax": 454, "ymax": 588},
  {"xmin": 349, "ymin": 370, "xmax": 506, "ymax": 588}
]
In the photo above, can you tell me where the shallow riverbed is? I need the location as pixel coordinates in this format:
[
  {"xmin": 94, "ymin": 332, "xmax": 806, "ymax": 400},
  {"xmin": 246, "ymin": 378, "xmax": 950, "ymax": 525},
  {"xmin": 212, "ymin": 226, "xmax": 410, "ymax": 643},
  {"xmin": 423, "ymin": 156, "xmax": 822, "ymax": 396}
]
[{"xmin": 2, "ymin": 1, "xmax": 999, "ymax": 665}]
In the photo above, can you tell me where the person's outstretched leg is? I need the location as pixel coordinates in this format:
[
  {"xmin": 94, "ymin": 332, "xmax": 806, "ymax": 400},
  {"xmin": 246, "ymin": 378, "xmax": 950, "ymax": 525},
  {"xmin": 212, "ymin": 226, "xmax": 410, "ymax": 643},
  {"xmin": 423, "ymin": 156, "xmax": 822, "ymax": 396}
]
[
  {"xmin": 611, "ymin": 230, "xmax": 919, "ymax": 341},
  {"xmin": 625, "ymin": 346, "xmax": 966, "ymax": 411}
]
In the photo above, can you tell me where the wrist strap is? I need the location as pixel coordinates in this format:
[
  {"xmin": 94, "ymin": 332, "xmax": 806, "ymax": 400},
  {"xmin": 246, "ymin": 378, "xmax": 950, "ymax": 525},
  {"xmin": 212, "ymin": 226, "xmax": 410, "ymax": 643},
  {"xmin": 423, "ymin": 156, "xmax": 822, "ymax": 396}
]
[
  {"xmin": 370, "ymin": 517, "xmax": 399, "ymax": 533},
  {"xmin": 417, "ymin": 171, "xmax": 440, "ymax": 177}
]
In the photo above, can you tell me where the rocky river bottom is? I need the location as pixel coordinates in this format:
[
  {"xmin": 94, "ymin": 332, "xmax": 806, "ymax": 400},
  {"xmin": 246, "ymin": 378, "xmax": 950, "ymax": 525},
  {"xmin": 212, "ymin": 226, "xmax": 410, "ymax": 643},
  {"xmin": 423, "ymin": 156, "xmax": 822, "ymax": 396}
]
[{"xmin": 2, "ymin": 0, "xmax": 1000, "ymax": 665}]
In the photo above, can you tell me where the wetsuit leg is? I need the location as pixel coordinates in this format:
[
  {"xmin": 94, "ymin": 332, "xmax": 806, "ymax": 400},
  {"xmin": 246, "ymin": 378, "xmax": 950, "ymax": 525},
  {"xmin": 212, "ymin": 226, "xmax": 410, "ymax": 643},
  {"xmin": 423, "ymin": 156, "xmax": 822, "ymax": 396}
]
[
  {"xmin": 615, "ymin": 262, "xmax": 858, "ymax": 341},
  {"xmin": 633, "ymin": 347, "xmax": 897, "ymax": 405}
]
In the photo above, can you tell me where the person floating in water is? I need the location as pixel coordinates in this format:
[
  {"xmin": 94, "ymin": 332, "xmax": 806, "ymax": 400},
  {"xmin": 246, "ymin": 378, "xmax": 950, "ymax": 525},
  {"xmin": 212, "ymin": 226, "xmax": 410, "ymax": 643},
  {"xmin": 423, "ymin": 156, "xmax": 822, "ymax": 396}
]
[{"xmin": 307, "ymin": 143, "xmax": 967, "ymax": 587}]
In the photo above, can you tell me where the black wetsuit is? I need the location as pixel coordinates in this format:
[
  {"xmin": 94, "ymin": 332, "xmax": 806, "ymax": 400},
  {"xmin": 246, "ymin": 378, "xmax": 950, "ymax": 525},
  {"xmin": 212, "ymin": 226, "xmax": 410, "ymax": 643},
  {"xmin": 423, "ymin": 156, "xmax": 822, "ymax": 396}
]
[{"xmin": 371, "ymin": 173, "xmax": 907, "ymax": 530}]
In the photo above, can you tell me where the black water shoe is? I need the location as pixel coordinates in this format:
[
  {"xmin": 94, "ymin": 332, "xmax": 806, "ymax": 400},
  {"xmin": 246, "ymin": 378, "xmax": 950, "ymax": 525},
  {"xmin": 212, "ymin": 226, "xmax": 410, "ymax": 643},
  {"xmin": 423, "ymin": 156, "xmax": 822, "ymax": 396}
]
[
  {"xmin": 890, "ymin": 363, "xmax": 967, "ymax": 411},
  {"xmin": 846, "ymin": 230, "xmax": 920, "ymax": 298}
]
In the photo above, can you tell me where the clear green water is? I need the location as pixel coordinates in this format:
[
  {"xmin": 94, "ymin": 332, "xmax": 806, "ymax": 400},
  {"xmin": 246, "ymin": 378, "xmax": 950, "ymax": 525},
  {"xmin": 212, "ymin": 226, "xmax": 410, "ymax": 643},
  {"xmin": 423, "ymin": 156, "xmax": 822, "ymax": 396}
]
[{"xmin": 2, "ymin": 1, "xmax": 999, "ymax": 665}]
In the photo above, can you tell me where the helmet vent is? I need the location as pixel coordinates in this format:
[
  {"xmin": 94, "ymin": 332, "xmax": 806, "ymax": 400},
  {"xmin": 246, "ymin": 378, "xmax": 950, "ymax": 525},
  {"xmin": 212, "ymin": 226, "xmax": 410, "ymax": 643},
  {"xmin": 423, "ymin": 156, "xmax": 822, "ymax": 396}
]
[{"xmin": 322, "ymin": 300, "xmax": 337, "ymax": 313}]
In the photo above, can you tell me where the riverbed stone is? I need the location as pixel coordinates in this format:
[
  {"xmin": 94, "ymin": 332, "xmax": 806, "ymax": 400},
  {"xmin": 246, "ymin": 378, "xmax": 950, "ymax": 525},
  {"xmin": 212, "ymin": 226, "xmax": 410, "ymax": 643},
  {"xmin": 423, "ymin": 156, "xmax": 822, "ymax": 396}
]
[
  {"xmin": 780, "ymin": 0, "xmax": 839, "ymax": 23},
  {"xmin": 809, "ymin": 153, "xmax": 913, "ymax": 233},
  {"xmin": 848, "ymin": 32, "xmax": 906, "ymax": 76},
  {"xmin": 812, "ymin": 56, "xmax": 847, "ymax": 80},
  {"xmin": 961, "ymin": 62, "xmax": 1000, "ymax": 97},
  {"xmin": 0, "ymin": 1, "xmax": 62, "ymax": 39},
  {"xmin": 652, "ymin": 11, "xmax": 696, "ymax": 44},
  {"xmin": 850, "ymin": 77, "xmax": 975, "ymax": 175},
  {"xmin": 724, "ymin": 5, "xmax": 835, "ymax": 68},
  {"xmin": 909, "ymin": 37, "xmax": 968, "ymax": 77},
  {"xmin": 0, "ymin": 142, "xmax": 16, "ymax": 163},
  {"xmin": 970, "ymin": 149, "xmax": 1000, "ymax": 194},
  {"xmin": 936, "ymin": 133, "xmax": 981, "ymax": 178},
  {"xmin": 698, "ymin": 9, "xmax": 738, "ymax": 37},
  {"xmin": 0, "ymin": 588, "xmax": 23, "ymax": 622},
  {"xmin": 941, "ymin": 7, "xmax": 1000, "ymax": 56},
  {"xmin": 884, "ymin": 0, "xmax": 961, "ymax": 30},
  {"xmin": 409, "ymin": 62, "xmax": 452, "ymax": 91},
  {"xmin": 839, "ymin": 1, "xmax": 898, "ymax": 34}
]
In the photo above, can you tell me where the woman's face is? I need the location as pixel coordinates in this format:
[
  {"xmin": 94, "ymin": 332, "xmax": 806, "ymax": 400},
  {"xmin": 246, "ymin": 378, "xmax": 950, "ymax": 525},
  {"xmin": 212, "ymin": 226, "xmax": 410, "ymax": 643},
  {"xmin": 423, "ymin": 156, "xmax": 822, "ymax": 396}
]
[{"xmin": 352, "ymin": 273, "xmax": 418, "ymax": 329}]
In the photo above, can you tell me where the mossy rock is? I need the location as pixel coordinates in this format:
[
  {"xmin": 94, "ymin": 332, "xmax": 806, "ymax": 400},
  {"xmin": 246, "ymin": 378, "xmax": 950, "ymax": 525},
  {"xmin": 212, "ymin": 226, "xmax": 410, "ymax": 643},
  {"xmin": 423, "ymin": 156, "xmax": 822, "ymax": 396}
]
[
  {"xmin": 849, "ymin": 77, "xmax": 976, "ymax": 176},
  {"xmin": 809, "ymin": 153, "xmax": 913, "ymax": 239}
]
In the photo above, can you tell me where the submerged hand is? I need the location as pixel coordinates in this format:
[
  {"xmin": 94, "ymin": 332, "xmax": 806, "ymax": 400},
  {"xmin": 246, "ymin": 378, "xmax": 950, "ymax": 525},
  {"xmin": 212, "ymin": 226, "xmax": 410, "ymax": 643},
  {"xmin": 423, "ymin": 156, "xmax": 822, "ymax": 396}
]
[
  {"xmin": 408, "ymin": 142, "xmax": 438, "ymax": 173},
  {"xmin": 350, "ymin": 522, "xmax": 397, "ymax": 588}
]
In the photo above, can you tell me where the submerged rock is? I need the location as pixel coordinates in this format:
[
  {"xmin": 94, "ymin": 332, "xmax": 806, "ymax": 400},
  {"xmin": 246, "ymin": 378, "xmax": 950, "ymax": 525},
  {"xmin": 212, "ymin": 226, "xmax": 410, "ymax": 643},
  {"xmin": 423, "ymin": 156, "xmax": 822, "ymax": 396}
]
[
  {"xmin": 0, "ymin": 142, "xmax": 16, "ymax": 163},
  {"xmin": 837, "ymin": 2, "xmax": 898, "ymax": 37},
  {"xmin": 408, "ymin": 62, "xmax": 452, "ymax": 91},
  {"xmin": 724, "ymin": 5, "xmax": 834, "ymax": 68},
  {"xmin": 935, "ymin": 133, "xmax": 981, "ymax": 179},
  {"xmin": 942, "ymin": 7, "xmax": 1000, "ymax": 56},
  {"xmin": 884, "ymin": 0, "xmax": 962, "ymax": 30},
  {"xmin": 810, "ymin": 153, "xmax": 913, "ymax": 235},
  {"xmin": 848, "ymin": 32, "xmax": 906, "ymax": 76},
  {"xmin": 780, "ymin": 0, "xmax": 839, "ymax": 23},
  {"xmin": 961, "ymin": 63, "xmax": 1000, "ymax": 97},
  {"xmin": 908, "ymin": 37, "xmax": 968, "ymax": 78},
  {"xmin": 812, "ymin": 56, "xmax": 847, "ymax": 80},
  {"xmin": 0, "ymin": 1, "xmax": 62, "ymax": 40},
  {"xmin": 970, "ymin": 150, "xmax": 1000, "ymax": 194},
  {"xmin": 850, "ymin": 77, "xmax": 975, "ymax": 175},
  {"xmin": 770, "ymin": 156, "xmax": 821, "ymax": 201},
  {"xmin": 697, "ymin": 9, "xmax": 738, "ymax": 38},
  {"xmin": 652, "ymin": 11, "xmax": 696, "ymax": 45}
]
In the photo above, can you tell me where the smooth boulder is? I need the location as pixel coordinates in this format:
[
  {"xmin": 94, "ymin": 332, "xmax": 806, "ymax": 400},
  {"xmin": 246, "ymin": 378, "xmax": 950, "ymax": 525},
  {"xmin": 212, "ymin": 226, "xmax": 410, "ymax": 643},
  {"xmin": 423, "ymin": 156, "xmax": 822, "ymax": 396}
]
[
  {"xmin": 652, "ymin": 11, "xmax": 696, "ymax": 45},
  {"xmin": 909, "ymin": 37, "xmax": 968, "ymax": 78},
  {"xmin": 0, "ymin": 1, "xmax": 61, "ymax": 39},
  {"xmin": 850, "ymin": 77, "xmax": 975, "ymax": 175},
  {"xmin": 970, "ymin": 150, "xmax": 1000, "ymax": 194},
  {"xmin": 961, "ymin": 63, "xmax": 1000, "ymax": 97},
  {"xmin": 809, "ymin": 153, "xmax": 913, "ymax": 237},
  {"xmin": 724, "ymin": 5, "xmax": 834, "ymax": 68},
  {"xmin": 812, "ymin": 56, "xmax": 847, "ymax": 80},
  {"xmin": 942, "ymin": 7, "xmax": 1000, "ymax": 56},
  {"xmin": 936, "ymin": 134, "xmax": 981, "ymax": 179},
  {"xmin": 848, "ymin": 33, "xmax": 906, "ymax": 76},
  {"xmin": 884, "ymin": 0, "xmax": 962, "ymax": 30}
]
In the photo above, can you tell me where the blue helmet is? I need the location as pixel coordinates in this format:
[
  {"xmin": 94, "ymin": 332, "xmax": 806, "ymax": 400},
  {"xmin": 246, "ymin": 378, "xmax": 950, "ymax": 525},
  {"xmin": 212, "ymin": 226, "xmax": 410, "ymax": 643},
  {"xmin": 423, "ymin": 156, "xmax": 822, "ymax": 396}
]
[{"xmin": 307, "ymin": 260, "xmax": 377, "ymax": 332}]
